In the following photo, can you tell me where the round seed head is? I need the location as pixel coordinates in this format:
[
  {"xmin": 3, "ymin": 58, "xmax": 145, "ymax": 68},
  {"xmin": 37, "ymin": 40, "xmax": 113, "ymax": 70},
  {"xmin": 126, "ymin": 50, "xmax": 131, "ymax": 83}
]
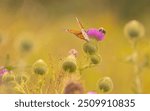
[
  {"xmin": 33, "ymin": 59, "xmax": 48, "ymax": 75},
  {"xmin": 124, "ymin": 20, "xmax": 145, "ymax": 40},
  {"xmin": 90, "ymin": 55, "xmax": 101, "ymax": 64},
  {"xmin": 83, "ymin": 42, "xmax": 97, "ymax": 55},
  {"xmin": 98, "ymin": 77, "xmax": 113, "ymax": 93},
  {"xmin": 62, "ymin": 55, "xmax": 77, "ymax": 73}
]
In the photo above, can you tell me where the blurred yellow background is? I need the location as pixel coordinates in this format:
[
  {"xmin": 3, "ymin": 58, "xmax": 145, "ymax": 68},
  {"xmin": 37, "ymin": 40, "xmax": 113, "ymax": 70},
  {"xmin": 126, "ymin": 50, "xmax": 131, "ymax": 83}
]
[{"xmin": 0, "ymin": 0, "xmax": 150, "ymax": 93}]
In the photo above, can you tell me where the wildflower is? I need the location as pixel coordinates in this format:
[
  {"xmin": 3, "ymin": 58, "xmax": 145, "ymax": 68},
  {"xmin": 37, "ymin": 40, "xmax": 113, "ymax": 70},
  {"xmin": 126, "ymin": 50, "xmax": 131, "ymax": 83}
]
[
  {"xmin": 68, "ymin": 49, "xmax": 78, "ymax": 57},
  {"xmin": 64, "ymin": 81, "xmax": 84, "ymax": 94},
  {"xmin": 83, "ymin": 42, "xmax": 98, "ymax": 55},
  {"xmin": 87, "ymin": 28, "xmax": 105, "ymax": 41},
  {"xmin": 124, "ymin": 20, "xmax": 145, "ymax": 40},
  {"xmin": 0, "ymin": 66, "xmax": 8, "ymax": 76},
  {"xmin": 87, "ymin": 91, "xmax": 97, "ymax": 94},
  {"xmin": 98, "ymin": 77, "xmax": 113, "ymax": 93},
  {"xmin": 90, "ymin": 55, "xmax": 101, "ymax": 64},
  {"xmin": 33, "ymin": 59, "xmax": 48, "ymax": 75},
  {"xmin": 62, "ymin": 54, "xmax": 77, "ymax": 73}
]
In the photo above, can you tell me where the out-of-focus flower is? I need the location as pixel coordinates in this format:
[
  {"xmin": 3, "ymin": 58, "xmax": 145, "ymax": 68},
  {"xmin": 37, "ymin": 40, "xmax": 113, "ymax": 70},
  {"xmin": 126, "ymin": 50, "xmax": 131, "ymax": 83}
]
[
  {"xmin": 87, "ymin": 28, "xmax": 105, "ymax": 41},
  {"xmin": 124, "ymin": 20, "xmax": 145, "ymax": 40},
  {"xmin": 98, "ymin": 77, "xmax": 113, "ymax": 93},
  {"xmin": 20, "ymin": 39, "xmax": 33, "ymax": 53},
  {"xmin": 68, "ymin": 49, "xmax": 78, "ymax": 57},
  {"xmin": 62, "ymin": 55, "xmax": 77, "ymax": 73},
  {"xmin": 87, "ymin": 91, "xmax": 97, "ymax": 94},
  {"xmin": 64, "ymin": 81, "xmax": 84, "ymax": 94},
  {"xmin": 33, "ymin": 59, "xmax": 48, "ymax": 75},
  {"xmin": 83, "ymin": 42, "xmax": 98, "ymax": 55},
  {"xmin": 0, "ymin": 66, "xmax": 9, "ymax": 76},
  {"xmin": 14, "ymin": 32, "xmax": 35, "ymax": 54}
]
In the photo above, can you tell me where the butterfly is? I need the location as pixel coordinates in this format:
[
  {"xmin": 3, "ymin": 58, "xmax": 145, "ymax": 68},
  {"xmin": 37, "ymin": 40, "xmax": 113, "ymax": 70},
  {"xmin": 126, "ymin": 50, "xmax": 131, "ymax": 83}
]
[{"xmin": 66, "ymin": 17, "xmax": 106, "ymax": 41}]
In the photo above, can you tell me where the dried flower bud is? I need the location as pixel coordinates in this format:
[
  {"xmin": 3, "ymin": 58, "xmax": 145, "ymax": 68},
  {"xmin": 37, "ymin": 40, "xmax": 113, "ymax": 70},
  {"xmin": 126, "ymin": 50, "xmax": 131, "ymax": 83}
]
[
  {"xmin": 90, "ymin": 55, "xmax": 101, "ymax": 64},
  {"xmin": 124, "ymin": 20, "xmax": 145, "ymax": 40},
  {"xmin": 83, "ymin": 42, "xmax": 97, "ymax": 55},
  {"xmin": 64, "ymin": 81, "xmax": 84, "ymax": 94},
  {"xmin": 69, "ymin": 49, "xmax": 78, "ymax": 57},
  {"xmin": 2, "ymin": 73, "xmax": 15, "ymax": 83},
  {"xmin": 98, "ymin": 77, "xmax": 113, "ymax": 93},
  {"xmin": 62, "ymin": 55, "xmax": 77, "ymax": 73},
  {"xmin": 33, "ymin": 59, "xmax": 48, "ymax": 75},
  {"xmin": 16, "ymin": 74, "xmax": 28, "ymax": 84}
]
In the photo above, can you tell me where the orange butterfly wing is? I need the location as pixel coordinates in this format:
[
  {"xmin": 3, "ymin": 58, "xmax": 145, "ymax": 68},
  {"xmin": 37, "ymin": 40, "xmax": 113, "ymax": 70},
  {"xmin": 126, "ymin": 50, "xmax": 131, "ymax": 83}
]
[{"xmin": 66, "ymin": 29, "xmax": 86, "ymax": 40}]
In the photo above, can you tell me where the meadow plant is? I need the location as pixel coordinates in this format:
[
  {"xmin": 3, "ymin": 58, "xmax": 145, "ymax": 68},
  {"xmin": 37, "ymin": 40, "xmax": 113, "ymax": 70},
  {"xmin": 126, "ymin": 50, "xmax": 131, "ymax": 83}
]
[
  {"xmin": 63, "ymin": 81, "xmax": 84, "ymax": 94},
  {"xmin": 0, "ymin": 18, "xmax": 113, "ymax": 94},
  {"xmin": 124, "ymin": 20, "xmax": 147, "ymax": 93},
  {"xmin": 97, "ymin": 77, "xmax": 113, "ymax": 93},
  {"xmin": 62, "ymin": 53, "xmax": 77, "ymax": 73},
  {"xmin": 33, "ymin": 59, "xmax": 48, "ymax": 75}
]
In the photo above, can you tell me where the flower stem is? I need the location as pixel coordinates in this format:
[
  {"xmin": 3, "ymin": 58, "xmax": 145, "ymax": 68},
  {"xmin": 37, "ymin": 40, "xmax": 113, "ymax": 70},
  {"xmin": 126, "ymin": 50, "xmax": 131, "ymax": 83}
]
[{"xmin": 132, "ymin": 42, "xmax": 142, "ymax": 94}]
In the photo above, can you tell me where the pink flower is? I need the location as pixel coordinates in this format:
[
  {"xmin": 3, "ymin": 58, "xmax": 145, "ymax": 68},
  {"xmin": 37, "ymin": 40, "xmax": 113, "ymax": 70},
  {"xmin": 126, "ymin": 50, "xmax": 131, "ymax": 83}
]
[
  {"xmin": 87, "ymin": 28, "xmax": 105, "ymax": 41},
  {"xmin": 87, "ymin": 91, "xmax": 97, "ymax": 94},
  {"xmin": 68, "ymin": 49, "xmax": 78, "ymax": 57},
  {"xmin": 0, "ymin": 66, "xmax": 8, "ymax": 76}
]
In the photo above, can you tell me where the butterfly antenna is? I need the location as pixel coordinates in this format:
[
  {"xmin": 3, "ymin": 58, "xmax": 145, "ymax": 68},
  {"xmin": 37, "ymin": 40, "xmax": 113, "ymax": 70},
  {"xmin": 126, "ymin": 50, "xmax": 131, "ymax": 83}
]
[{"xmin": 75, "ymin": 17, "xmax": 84, "ymax": 30}]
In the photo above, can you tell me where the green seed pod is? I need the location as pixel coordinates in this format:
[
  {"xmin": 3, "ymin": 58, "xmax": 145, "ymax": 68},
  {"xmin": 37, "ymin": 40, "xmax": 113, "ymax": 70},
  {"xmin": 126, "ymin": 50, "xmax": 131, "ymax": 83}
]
[
  {"xmin": 98, "ymin": 77, "xmax": 113, "ymax": 93},
  {"xmin": 83, "ymin": 42, "xmax": 97, "ymax": 55},
  {"xmin": 2, "ymin": 73, "xmax": 15, "ymax": 83},
  {"xmin": 16, "ymin": 74, "xmax": 28, "ymax": 84},
  {"xmin": 90, "ymin": 55, "xmax": 101, "ymax": 64},
  {"xmin": 33, "ymin": 59, "xmax": 48, "ymax": 75},
  {"xmin": 124, "ymin": 20, "xmax": 145, "ymax": 40},
  {"xmin": 62, "ymin": 55, "xmax": 77, "ymax": 73}
]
